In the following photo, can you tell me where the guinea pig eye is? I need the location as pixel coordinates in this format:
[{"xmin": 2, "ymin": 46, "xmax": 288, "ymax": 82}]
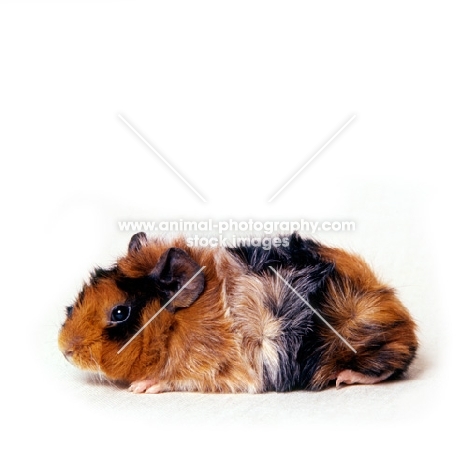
[{"xmin": 110, "ymin": 305, "xmax": 131, "ymax": 323}]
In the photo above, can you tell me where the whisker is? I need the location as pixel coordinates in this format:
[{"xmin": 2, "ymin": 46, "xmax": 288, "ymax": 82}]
[{"xmin": 89, "ymin": 349, "xmax": 119, "ymax": 389}]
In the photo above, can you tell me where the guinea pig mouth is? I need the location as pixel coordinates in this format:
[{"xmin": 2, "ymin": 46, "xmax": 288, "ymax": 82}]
[
  {"xmin": 62, "ymin": 347, "xmax": 101, "ymax": 372},
  {"xmin": 62, "ymin": 350, "xmax": 74, "ymax": 363}
]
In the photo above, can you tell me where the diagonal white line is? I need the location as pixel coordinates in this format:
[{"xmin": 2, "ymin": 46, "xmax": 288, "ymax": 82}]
[
  {"xmin": 268, "ymin": 266, "xmax": 357, "ymax": 353},
  {"xmin": 117, "ymin": 266, "xmax": 206, "ymax": 354},
  {"xmin": 268, "ymin": 115, "xmax": 356, "ymax": 203},
  {"xmin": 118, "ymin": 114, "xmax": 207, "ymax": 203}
]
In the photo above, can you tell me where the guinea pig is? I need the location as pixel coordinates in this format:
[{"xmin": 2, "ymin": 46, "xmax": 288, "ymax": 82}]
[{"xmin": 58, "ymin": 232, "xmax": 418, "ymax": 393}]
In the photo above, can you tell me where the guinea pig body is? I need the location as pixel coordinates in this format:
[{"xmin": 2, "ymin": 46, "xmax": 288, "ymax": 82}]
[{"xmin": 58, "ymin": 232, "xmax": 418, "ymax": 394}]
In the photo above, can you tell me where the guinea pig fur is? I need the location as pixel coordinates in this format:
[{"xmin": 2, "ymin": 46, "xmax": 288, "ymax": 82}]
[{"xmin": 58, "ymin": 232, "xmax": 418, "ymax": 394}]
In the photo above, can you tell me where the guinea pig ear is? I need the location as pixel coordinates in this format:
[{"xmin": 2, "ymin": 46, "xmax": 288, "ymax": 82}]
[
  {"xmin": 128, "ymin": 232, "xmax": 148, "ymax": 253},
  {"xmin": 150, "ymin": 248, "xmax": 205, "ymax": 312}
]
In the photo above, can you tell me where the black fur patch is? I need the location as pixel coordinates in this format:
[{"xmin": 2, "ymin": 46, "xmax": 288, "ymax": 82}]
[
  {"xmin": 90, "ymin": 266, "xmax": 118, "ymax": 286},
  {"xmin": 102, "ymin": 269, "xmax": 163, "ymax": 343},
  {"xmin": 228, "ymin": 233, "xmax": 335, "ymax": 392},
  {"xmin": 260, "ymin": 267, "xmax": 335, "ymax": 392},
  {"xmin": 103, "ymin": 296, "xmax": 149, "ymax": 342},
  {"xmin": 65, "ymin": 305, "xmax": 74, "ymax": 318},
  {"xmin": 296, "ymin": 319, "xmax": 329, "ymax": 390},
  {"xmin": 115, "ymin": 274, "xmax": 162, "ymax": 299},
  {"xmin": 228, "ymin": 232, "xmax": 325, "ymax": 274}
]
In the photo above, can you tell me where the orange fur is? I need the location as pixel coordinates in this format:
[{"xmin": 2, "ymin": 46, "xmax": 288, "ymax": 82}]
[{"xmin": 310, "ymin": 246, "xmax": 418, "ymax": 389}]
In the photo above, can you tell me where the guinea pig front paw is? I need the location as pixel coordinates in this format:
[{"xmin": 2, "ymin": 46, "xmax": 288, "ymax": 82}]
[
  {"xmin": 128, "ymin": 379, "xmax": 164, "ymax": 394},
  {"xmin": 335, "ymin": 370, "xmax": 393, "ymax": 388}
]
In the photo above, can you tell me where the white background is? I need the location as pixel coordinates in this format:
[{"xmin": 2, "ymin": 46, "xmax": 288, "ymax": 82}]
[{"xmin": 1, "ymin": 1, "xmax": 466, "ymax": 466}]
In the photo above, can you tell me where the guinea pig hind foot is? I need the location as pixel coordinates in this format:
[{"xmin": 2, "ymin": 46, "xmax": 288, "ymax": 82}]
[
  {"xmin": 335, "ymin": 370, "xmax": 393, "ymax": 388},
  {"xmin": 128, "ymin": 379, "xmax": 164, "ymax": 394}
]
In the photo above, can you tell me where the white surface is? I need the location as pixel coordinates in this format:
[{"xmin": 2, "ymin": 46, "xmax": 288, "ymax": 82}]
[{"xmin": 1, "ymin": 1, "xmax": 466, "ymax": 466}]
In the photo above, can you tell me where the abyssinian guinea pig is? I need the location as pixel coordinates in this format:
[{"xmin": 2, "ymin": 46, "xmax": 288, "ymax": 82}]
[{"xmin": 58, "ymin": 232, "xmax": 418, "ymax": 394}]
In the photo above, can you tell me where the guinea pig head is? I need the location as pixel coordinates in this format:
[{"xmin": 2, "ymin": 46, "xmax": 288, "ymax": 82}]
[{"xmin": 58, "ymin": 232, "xmax": 205, "ymax": 382}]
